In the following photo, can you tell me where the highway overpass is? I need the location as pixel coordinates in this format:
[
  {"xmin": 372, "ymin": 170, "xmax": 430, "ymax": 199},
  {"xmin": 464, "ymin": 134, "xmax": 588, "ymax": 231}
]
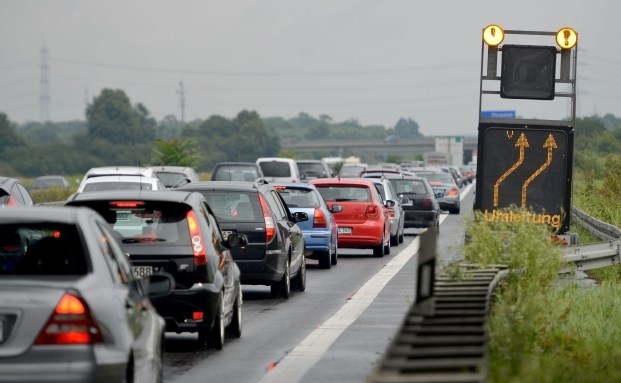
[{"xmin": 281, "ymin": 137, "xmax": 478, "ymax": 163}]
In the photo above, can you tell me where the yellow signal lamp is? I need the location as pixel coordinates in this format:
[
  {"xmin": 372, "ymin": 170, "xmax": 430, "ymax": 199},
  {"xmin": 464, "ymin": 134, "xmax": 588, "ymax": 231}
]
[
  {"xmin": 483, "ymin": 24, "xmax": 505, "ymax": 47},
  {"xmin": 556, "ymin": 27, "xmax": 577, "ymax": 49}
]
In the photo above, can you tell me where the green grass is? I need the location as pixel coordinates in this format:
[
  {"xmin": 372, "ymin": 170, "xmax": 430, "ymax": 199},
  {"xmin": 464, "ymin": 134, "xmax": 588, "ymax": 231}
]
[{"xmin": 464, "ymin": 205, "xmax": 621, "ymax": 382}]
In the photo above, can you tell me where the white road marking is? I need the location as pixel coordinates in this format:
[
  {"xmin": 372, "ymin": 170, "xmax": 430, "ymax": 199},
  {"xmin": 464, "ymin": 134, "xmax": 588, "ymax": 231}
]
[{"xmin": 257, "ymin": 236, "xmax": 421, "ymax": 383}]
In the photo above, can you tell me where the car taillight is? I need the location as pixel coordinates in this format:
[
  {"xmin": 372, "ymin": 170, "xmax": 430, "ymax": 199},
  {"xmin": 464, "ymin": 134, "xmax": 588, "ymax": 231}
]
[
  {"xmin": 0, "ymin": 195, "xmax": 17, "ymax": 207},
  {"xmin": 313, "ymin": 208, "xmax": 328, "ymax": 228},
  {"xmin": 447, "ymin": 188, "xmax": 459, "ymax": 197},
  {"xmin": 365, "ymin": 205, "xmax": 380, "ymax": 219},
  {"xmin": 422, "ymin": 198, "xmax": 432, "ymax": 208},
  {"xmin": 259, "ymin": 194, "xmax": 276, "ymax": 243},
  {"xmin": 186, "ymin": 210, "xmax": 207, "ymax": 265},
  {"xmin": 386, "ymin": 206, "xmax": 395, "ymax": 218},
  {"xmin": 35, "ymin": 292, "xmax": 103, "ymax": 345}
]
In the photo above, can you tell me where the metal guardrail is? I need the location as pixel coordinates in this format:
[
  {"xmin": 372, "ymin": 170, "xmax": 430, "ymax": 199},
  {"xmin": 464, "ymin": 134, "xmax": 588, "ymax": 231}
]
[{"xmin": 560, "ymin": 205, "xmax": 621, "ymax": 272}]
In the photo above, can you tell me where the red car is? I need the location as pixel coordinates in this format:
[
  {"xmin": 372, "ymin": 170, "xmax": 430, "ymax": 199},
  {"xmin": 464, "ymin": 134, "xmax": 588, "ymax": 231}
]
[{"xmin": 310, "ymin": 178, "xmax": 392, "ymax": 257}]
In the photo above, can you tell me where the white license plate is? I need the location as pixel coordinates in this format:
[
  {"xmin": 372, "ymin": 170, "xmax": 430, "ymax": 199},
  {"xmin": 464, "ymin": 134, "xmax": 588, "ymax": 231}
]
[
  {"xmin": 338, "ymin": 227, "xmax": 352, "ymax": 234},
  {"xmin": 222, "ymin": 230, "xmax": 233, "ymax": 240},
  {"xmin": 132, "ymin": 266, "xmax": 153, "ymax": 279}
]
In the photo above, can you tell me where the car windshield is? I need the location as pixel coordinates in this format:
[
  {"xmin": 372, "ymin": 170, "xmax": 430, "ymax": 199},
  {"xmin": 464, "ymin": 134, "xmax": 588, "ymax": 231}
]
[
  {"xmin": 315, "ymin": 185, "xmax": 370, "ymax": 202},
  {"xmin": 418, "ymin": 172, "xmax": 454, "ymax": 184},
  {"xmin": 339, "ymin": 166, "xmax": 364, "ymax": 177},
  {"xmin": 0, "ymin": 223, "xmax": 87, "ymax": 276},
  {"xmin": 277, "ymin": 188, "xmax": 321, "ymax": 208}
]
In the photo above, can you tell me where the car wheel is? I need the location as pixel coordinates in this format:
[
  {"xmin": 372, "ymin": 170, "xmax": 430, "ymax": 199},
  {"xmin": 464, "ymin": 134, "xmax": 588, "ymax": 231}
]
[
  {"xmin": 227, "ymin": 284, "xmax": 242, "ymax": 338},
  {"xmin": 384, "ymin": 234, "xmax": 391, "ymax": 255},
  {"xmin": 331, "ymin": 241, "xmax": 338, "ymax": 265},
  {"xmin": 295, "ymin": 256, "xmax": 307, "ymax": 292},
  {"xmin": 207, "ymin": 292, "xmax": 225, "ymax": 350},
  {"xmin": 373, "ymin": 235, "xmax": 385, "ymax": 258},
  {"xmin": 318, "ymin": 250, "xmax": 331, "ymax": 269},
  {"xmin": 271, "ymin": 258, "xmax": 291, "ymax": 299},
  {"xmin": 124, "ymin": 356, "xmax": 134, "ymax": 383},
  {"xmin": 390, "ymin": 233, "xmax": 398, "ymax": 246}
]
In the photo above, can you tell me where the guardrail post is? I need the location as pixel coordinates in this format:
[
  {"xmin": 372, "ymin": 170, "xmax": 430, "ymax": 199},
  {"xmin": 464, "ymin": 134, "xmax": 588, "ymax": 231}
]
[{"xmin": 413, "ymin": 229, "xmax": 437, "ymax": 316}]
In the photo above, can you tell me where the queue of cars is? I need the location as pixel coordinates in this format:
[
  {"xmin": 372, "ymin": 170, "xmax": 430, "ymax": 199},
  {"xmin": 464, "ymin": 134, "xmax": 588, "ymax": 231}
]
[{"xmin": 0, "ymin": 158, "xmax": 471, "ymax": 381}]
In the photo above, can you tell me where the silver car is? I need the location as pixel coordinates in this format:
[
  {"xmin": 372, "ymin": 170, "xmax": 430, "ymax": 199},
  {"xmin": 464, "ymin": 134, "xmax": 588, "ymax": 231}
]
[{"xmin": 0, "ymin": 206, "xmax": 167, "ymax": 383}]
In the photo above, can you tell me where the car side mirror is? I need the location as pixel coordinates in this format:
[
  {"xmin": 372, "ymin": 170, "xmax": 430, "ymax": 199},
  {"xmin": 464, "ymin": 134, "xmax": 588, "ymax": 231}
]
[
  {"xmin": 226, "ymin": 233, "xmax": 248, "ymax": 248},
  {"xmin": 385, "ymin": 199, "xmax": 396, "ymax": 208},
  {"xmin": 400, "ymin": 197, "xmax": 410, "ymax": 205},
  {"xmin": 147, "ymin": 273, "xmax": 174, "ymax": 299},
  {"xmin": 330, "ymin": 204, "xmax": 342, "ymax": 213},
  {"xmin": 292, "ymin": 211, "xmax": 309, "ymax": 223}
]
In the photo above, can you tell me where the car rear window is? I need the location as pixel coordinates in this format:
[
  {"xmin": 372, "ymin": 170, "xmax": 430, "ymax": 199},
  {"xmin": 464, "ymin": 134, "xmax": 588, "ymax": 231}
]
[
  {"xmin": 0, "ymin": 223, "xmax": 87, "ymax": 275},
  {"xmin": 297, "ymin": 163, "xmax": 326, "ymax": 177},
  {"xmin": 276, "ymin": 187, "xmax": 321, "ymax": 208},
  {"xmin": 339, "ymin": 166, "xmax": 364, "ymax": 177},
  {"xmin": 315, "ymin": 185, "xmax": 370, "ymax": 202},
  {"xmin": 155, "ymin": 172, "xmax": 186, "ymax": 187},
  {"xmin": 198, "ymin": 190, "xmax": 262, "ymax": 222},
  {"xmin": 83, "ymin": 182, "xmax": 156, "ymax": 192},
  {"xmin": 213, "ymin": 166, "xmax": 260, "ymax": 181},
  {"xmin": 259, "ymin": 162, "xmax": 292, "ymax": 178},
  {"xmin": 389, "ymin": 179, "xmax": 428, "ymax": 194},
  {"xmin": 419, "ymin": 173, "xmax": 453, "ymax": 184}
]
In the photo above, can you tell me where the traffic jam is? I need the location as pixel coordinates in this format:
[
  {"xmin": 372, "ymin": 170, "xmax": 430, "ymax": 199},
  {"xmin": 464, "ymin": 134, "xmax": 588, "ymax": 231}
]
[{"xmin": 0, "ymin": 158, "xmax": 475, "ymax": 382}]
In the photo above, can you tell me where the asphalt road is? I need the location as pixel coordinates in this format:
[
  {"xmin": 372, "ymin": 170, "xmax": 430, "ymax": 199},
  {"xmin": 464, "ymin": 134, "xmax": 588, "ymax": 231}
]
[{"xmin": 163, "ymin": 183, "xmax": 475, "ymax": 383}]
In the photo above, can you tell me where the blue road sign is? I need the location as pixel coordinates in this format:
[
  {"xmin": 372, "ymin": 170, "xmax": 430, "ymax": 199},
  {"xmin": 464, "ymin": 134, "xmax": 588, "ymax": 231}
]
[{"xmin": 481, "ymin": 110, "xmax": 516, "ymax": 119}]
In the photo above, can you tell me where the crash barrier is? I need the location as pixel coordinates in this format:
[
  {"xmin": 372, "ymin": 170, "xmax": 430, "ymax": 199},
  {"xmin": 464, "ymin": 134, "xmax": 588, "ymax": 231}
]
[{"xmin": 367, "ymin": 230, "xmax": 508, "ymax": 383}]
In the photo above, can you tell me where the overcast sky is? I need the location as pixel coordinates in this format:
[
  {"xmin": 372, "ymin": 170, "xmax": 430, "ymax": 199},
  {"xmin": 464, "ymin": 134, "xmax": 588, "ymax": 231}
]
[{"xmin": 0, "ymin": 0, "xmax": 618, "ymax": 136}]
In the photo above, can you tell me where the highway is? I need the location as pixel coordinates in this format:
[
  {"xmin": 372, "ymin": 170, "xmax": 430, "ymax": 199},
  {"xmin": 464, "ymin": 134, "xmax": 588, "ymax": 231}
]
[{"xmin": 162, "ymin": 184, "xmax": 475, "ymax": 383}]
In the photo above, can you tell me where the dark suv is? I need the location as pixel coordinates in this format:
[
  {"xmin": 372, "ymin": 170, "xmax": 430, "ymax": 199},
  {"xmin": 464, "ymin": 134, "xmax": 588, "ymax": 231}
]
[
  {"xmin": 65, "ymin": 190, "xmax": 246, "ymax": 350},
  {"xmin": 177, "ymin": 180, "xmax": 308, "ymax": 299}
]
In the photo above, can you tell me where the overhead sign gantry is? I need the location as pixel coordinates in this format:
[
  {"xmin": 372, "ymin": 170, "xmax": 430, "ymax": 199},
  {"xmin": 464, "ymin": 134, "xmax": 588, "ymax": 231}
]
[{"xmin": 474, "ymin": 25, "xmax": 578, "ymax": 234}]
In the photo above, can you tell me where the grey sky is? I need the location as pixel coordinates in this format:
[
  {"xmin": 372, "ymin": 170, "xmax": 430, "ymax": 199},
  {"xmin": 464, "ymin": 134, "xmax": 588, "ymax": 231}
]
[{"xmin": 0, "ymin": 0, "xmax": 618, "ymax": 136}]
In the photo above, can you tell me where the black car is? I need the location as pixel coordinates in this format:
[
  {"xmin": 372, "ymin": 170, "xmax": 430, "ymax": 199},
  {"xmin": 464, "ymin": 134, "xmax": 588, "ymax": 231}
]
[
  {"xmin": 386, "ymin": 176, "xmax": 441, "ymax": 232},
  {"xmin": 65, "ymin": 190, "xmax": 246, "ymax": 350},
  {"xmin": 177, "ymin": 180, "xmax": 308, "ymax": 299},
  {"xmin": 0, "ymin": 176, "xmax": 35, "ymax": 207},
  {"xmin": 211, "ymin": 162, "xmax": 264, "ymax": 182}
]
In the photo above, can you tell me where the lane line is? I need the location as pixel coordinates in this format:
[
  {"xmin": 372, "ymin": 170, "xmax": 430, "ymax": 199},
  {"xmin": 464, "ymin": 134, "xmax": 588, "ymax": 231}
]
[{"xmin": 257, "ymin": 236, "xmax": 421, "ymax": 383}]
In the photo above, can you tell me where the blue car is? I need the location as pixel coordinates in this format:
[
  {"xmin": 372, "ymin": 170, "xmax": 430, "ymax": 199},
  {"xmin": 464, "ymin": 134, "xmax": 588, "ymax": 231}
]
[{"xmin": 274, "ymin": 183, "xmax": 341, "ymax": 269}]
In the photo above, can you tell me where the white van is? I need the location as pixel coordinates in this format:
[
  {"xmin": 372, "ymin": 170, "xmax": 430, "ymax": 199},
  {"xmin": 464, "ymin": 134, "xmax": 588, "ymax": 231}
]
[{"xmin": 256, "ymin": 157, "xmax": 303, "ymax": 183}]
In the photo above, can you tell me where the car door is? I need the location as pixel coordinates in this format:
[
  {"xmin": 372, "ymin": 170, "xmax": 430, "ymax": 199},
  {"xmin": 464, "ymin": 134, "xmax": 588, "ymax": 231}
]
[
  {"xmin": 265, "ymin": 189, "xmax": 302, "ymax": 272},
  {"xmin": 201, "ymin": 201, "xmax": 236, "ymax": 313},
  {"xmin": 93, "ymin": 220, "xmax": 156, "ymax": 373}
]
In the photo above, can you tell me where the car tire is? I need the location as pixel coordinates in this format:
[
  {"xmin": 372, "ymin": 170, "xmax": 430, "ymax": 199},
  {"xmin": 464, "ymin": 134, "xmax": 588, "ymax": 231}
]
[
  {"xmin": 271, "ymin": 258, "xmax": 291, "ymax": 299},
  {"xmin": 384, "ymin": 234, "xmax": 391, "ymax": 255},
  {"xmin": 390, "ymin": 233, "xmax": 399, "ymax": 246},
  {"xmin": 331, "ymin": 242, "xmax": 338, "ymax": 265},
  {"xmin": 373, "ymin": 235, "xmax": 385, "ymax": 258},
  {"xmin": 398, "ymin": 228, "xmax": 404, "ymax": 244},
  {"xmin": 318, "ymin": 250, "xmax": 331, "ymax": 269},
  {"xmin": 209, "ymin": 294, "xmax": 225, "ymax": 350},
  {"xmin": 227, "ymin": 284, "xmax": 242, "ymax": 338},
  {"xmin": 295, "ymin": 256, "xmax": 307, "ymax": 292}
]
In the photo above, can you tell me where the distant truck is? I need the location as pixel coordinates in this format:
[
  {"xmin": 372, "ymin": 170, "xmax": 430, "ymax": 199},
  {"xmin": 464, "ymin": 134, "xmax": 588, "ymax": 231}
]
[
  {"xmin": 434, "ymin": 136, "xmax": 464, "ymax": 166},
  {"xmin": 423, "ymin": 151, "xmax": 451, "ymax": 167}
]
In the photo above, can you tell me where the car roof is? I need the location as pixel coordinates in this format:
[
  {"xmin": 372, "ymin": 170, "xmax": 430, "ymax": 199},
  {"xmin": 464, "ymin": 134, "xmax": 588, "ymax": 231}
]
[
  {"xmin": 0, "ymin": 205, "xmax": 92, "ymax": 223},
  {"xmin": 177, "ymin": 180, "xmax": 264, "ymax": 191},
  {"xmin": 149, "ymin": 165, "xmax": 196, "ymax": 174},
  {"xmin": 82, "ymin": 175, "xmax": 161, "ymax": 183},
  {"xmin": 310, "ymin": 178, "xmax": 375, "ymax": 187},
  {"xmin": 66, "ymin": 189, "xmax": 196, "ymax": 203},
  {"xmin": 271, "ymin": 182, "xmax": 317, "ymax": 191},
  {"xmin": 84, "ymin": 166, "xmax": 157, "ymax": 178}
]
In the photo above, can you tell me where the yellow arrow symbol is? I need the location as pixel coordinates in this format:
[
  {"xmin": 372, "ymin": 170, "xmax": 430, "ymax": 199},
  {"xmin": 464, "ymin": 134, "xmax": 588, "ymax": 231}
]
[
  {"xmin": 493, "ymin": 132, "xmax": 529, "ymax": 208},
  {"xmin": 521, "ymin": 134, "xmax": 558, "ymax": 208}
]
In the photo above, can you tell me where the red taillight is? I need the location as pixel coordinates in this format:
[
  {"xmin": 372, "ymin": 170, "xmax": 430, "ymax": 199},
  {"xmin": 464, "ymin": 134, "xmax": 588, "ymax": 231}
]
[
  {"xmin": 422, "ymin": 198, "xmax": 432, "ymax": 208},
  {"xmin": 447, "ymin": 188, "xmax": 459, "ymax": 197},
  {"xmin": 365, "ymin": 205, "xmax": 380, "ymax": 219},
  {"xmin": 386, "ymin": 207, "xmax": 395, "ymax": 218},
  {"xmin": 186, "ymin": 211, "xmax": 207, "ymax": 265},
  {"xmin": 192, "ymin": 311, "xmax": 204, "ymax": 321},
  {"xmin": 313, "ymin": 208, "xmax": 328, "ymax": 228},
  {"xmin": 259, "ymin": 194, "xmax": 276, "ymax": 243},
  {"xmin": 35, "ymin": 292, "xmax": 103, "ymax": 345},
  {"xmin": 109, "ymin": 201, "xmax": 145, "ymax": 208}
]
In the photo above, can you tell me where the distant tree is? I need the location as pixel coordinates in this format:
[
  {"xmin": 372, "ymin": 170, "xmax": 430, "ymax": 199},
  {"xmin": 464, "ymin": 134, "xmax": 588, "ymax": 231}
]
[
  {"xmin": 151, "ymin": 138, "xmax": 201, "ymax": 168},
  {"xmin": 394, "ymin": 118, "xmax": 422, "ymax": 139},
  {"xmin": 157, "ymin": 115, "xmax": 184, "ymax": 139},
  {"xmin": 86, "ymin": 88, "xmax": 155, "ymax": 144},
  {"xmin": 0, "ymin": 113, "xmax": 24, "ymax": 156}
]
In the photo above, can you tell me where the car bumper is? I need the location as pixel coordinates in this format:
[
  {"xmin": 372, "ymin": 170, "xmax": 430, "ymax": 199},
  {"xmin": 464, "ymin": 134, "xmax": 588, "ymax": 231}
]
[
  {"xmin": 403, "ymin": 210, "xmax": 438, "ymax": 228},
  {"xmin": 437, "ymin": 197, "xmax": 460, "ymax": 210},
  {"xmin": 236, "ymin": 250, "xmax": 286, "ymax": 284},
  {"xmin": 302, "ymin": 229, "xmax": 332, "ymax": 256},
  {"xmin": 151, "ymin": 282, "xmax": 220, "ymax": 333}
]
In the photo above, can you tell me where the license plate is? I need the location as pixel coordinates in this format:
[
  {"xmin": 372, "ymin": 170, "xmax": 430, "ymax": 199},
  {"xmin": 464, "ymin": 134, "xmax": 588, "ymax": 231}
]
[
  {"xmin": 222, "ymin": 230, "xmax": 233, "ymax": 240},
  {"xmin": 338, "ymin": 227, "xmax": 352, "ymax": 234},
  {"xmin": 132, "ymin": 266, "xmax": 153, "ymax": 279}
]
